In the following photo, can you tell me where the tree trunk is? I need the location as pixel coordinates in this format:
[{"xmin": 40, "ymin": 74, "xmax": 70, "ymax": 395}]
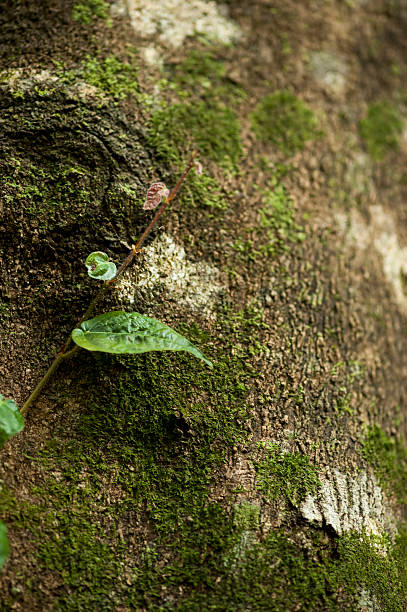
[{"xmin": 1, "ymin": 1, "xmax": 407, "ymax": 610}]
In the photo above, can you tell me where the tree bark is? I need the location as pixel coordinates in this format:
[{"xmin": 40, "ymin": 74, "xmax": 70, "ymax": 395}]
[{"xmin": 1, "ymin": 1, "xmax": 407, "ymax": 610}]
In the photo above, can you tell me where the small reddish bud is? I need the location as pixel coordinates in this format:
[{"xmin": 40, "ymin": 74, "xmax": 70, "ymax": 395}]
[
  {"xmin": 143, "ymin": 182, "xmax": 170, "ymax": 210},
  {"xmin": 194, "ymin": 161, "xmax": 203, "ymax": 175}
]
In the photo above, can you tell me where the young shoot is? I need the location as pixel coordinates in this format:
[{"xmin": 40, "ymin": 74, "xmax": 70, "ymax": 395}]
[
  {"xmin": 20, "ymin": 149, "xmax": 210, "ymax": 417},
  {"xmin": 85, "ymin": 251, "xmax": 117, "ymax": 281},
  {"xmin": 0, "ymin": 151, "xmax": 210, "ymax": 571}
]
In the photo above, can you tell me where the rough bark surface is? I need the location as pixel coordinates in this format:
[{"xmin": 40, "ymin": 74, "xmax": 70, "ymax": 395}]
[{"xmin": 1, "ymin": 0, "xmax": 407, "ymax": 610}]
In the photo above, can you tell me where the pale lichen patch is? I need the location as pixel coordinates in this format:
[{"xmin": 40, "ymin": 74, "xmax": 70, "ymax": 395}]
[
  {"xmin": 371, "ymin": 205, "xmax": 407, "ymax": 312},
  {"xmin": 1, "ymin": 68, "xmax": 58, "ymax": 92},
  {"xmin": 336, "ymin": 205, "xmax": 407, "ymax": 313},
  {"xmin": 0, "ymin": 67, "xmax": 103, "ymax": 101},
  {"xmin": 117, "ymin": 233, "xmax": 223, "ymax": 317},
  {"xmin": 300, "ymin": 469, "xmax": 396, "ymax": 537},
  {"xmin": 358, "ymin": 588, "xmax": 380, "ymax": 612},
  {"xmin": 141, "ymin": 46, "xmax": 163, "ymax": 69},
  {"xmin": 309, "ymin": 51, "xmax": 348, "ymax": 93},
  {"xmin": 111, "ymin": 0, "xmax": 241, "ymax": 48}
]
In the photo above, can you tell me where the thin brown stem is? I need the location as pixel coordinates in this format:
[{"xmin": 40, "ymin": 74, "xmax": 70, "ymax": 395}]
[
  {"xmin": 23, "ymin": 151, "xmax": 198, "ymax": 415},
  {"xmin": 21, "ymin": 346, "xmax": 80, "ymax": 415},
  {"xmin": 107, "ymin": 148, "xmax": 198, "ymax": 283}
]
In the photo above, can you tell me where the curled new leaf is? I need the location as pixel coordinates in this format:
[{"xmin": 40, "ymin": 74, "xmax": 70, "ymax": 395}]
[
  {"xmin": 85, "ymin": 252, "xmax": 117, "ymax": 281},
  {"xmin": 72, "ymin": 311, "xmax": 213, "ymax": 367},
  {"xmin": 0, "ymin": 521, "xmax": 9, "ymax": 571},
  {"xmin": 143, "ymin": 182, "xmax": 170, "ymax": 210},
  {"xmin": 0, "ymin": 394, "xmax": 24, "ymax": 448}
]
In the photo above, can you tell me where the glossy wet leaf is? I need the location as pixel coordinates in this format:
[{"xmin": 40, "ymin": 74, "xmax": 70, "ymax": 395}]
[
  {"xmin": 85, "ymin": 251, "xmax": 117, "ymax": 281},
  {"xmin": 0, "ymin": 522, "xmax": 9, "ymax": 571},
  {"xmin": 72, "ymin": 311, "xmax": 213, "ymax": 367},
  {"xmin": 0, "ymin": 394, "xmax": 24, "ymax": 448}
]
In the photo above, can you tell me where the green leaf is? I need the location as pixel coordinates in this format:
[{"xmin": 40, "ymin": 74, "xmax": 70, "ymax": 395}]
[
  {"xmin": 0, "ymin": 521, "xmax": 9, "ymax": 571},
  {"xmin": 72, "ymin": 311, "xmax": 213, "ymax": 367},
  {"xmin": 85, "ymin": 251, "xmax": 117, "ymax": 281},
  {"xmin": 0, "ymin": 394, "xmax": 24, "ymax": 448}
]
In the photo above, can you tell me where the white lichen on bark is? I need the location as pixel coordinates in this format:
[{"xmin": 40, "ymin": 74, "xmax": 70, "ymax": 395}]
[
  {"xmin": 309, "ymin": 51, "xmax": 348, "ymax": 93},
  {"xmin": 336, "ymin": 205, "xmax": 407, "ymax": 313},
  {"xmin": 117, "ymin": 233, "xmax": 223, "ymax": 316},
  {"xmin": 300, "ymin": 469, "xmax": 396, "ymax": 537},
  {"xmin": 111, "ymin": 0, "xmax": 241, "ymax": 48}
]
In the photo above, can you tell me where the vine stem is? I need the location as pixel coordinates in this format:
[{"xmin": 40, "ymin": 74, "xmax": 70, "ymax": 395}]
[
  {"xmin": 21, "ymin": 346, "xmax": 80, "ymax": 415},
  {"xmin": 22, "ymin": 151, "xmax": 198, "ymax": 415}
]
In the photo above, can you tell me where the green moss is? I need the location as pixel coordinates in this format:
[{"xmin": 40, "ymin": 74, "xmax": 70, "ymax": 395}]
[
  {"xmin": 72, "ymin": 0, "xmax": 111, "ymax": 26},
  {"xmin": 171, "ymin": 50, "xmax": 245, "ymax": 103},
  {"xmin": 1, "ymin": 156, "xmax": 93, "ymax": 231},
  {"xmin": 254, "ymin": 442, "xmax": 320, "ymax": 504},
  {"xmin": 173, "ymin": 51, "xmax": 227, "ymax": 90},
  {"xmin": 233, "ymin": 179, "xmax": 305, "ymax": 261},
  {"xmin": 362, "ymin": 424, "xmax": 407, "ymax": 504},
  {"xmin": 148, "ymin": 100, "xmax": 242, "ymax": 172},
  {"xmin": 337, "ymin": 528, "xmax": 407, "ymax": 612},
  {"xmin": 146, "ymin": 54, "xmax": 244, "ymax": 211},
  {"xmin": 359, "ymin": 102, "xmax": 403, "ymax": 160},
  {"xmin": 334, "ymin": 393, "xmax": 353, "ymax": 416},
  {"xmin": 128, "ymin": 523, "xmax": 407, "ymax": 611},
  {"xmin": 250, "ymin": 90, "xmax": 321, "ymax": 154},
  {"xmin": 4, "ymin": 470, "xmax": 407, "ymax": 612},
  {"xmin": 258, "ymin": 182, "xmax": 306, "ymax": 253},
  {"xmin": 0, "ymin": 465, "xmax": 126, "ymax": 610},
  {"xmin": 179, "ymin": 170, "xmax": 227, "ymax": 210},
  {"xmin": 81, "ymin": 54, "xmax": 138, "ymax": 99},
  {"xmin": 39, "ymin": 517, "xmax": 124, "ymax": 610},
  {"xmin": 233, "ymin": 501, "xmax": 261, "ymax": 531},
  {"xmin": 1, "ymin": 308, "xmax": 262, "ymax": 607},
  {"xmin": 147, "ymin": 98, "xmax": 241, "ymax": 210}
]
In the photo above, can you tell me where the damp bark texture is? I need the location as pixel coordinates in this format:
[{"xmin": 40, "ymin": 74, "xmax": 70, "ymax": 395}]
[{"xmin": 1, "ymin": 1, "xmax": 407, "ymax": 610}]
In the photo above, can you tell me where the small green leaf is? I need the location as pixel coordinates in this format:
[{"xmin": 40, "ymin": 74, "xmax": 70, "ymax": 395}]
[
  {"xmin": 0, "ymin": 521, "xmax": 9, "ymax": 571},
  {"xmin": 85, "ymin": 251, "xmax": 117, "ymax": 281},
  {"xmin": 0, "ymin": 394, "xmax": 24, "ymax": 448},
  {"xmin": 72, "ymin": 311, "xmax": 213, "ymax": 367}
]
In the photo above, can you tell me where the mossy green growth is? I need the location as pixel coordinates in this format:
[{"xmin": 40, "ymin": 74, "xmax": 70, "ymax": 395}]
[
  {"xmin": 233, "ymin": 501, "xmax": 261, "ymax": 531},
  {"xmin": 5, "ymin": 307, "xmax": 407, "ymax": 609},
  {"xmin": 1, "ymin": 155, "xmax": 95, "ymax": 232},
  {"xmin": 0, "ymin": 462, "xmax": 127, "ymax": 611},
  {"xmin": 229, "ymin": 528, "xmax": 407, "ymax": 612},
  {"xmin": 147, "ymin": 53, "xmax": 243, "ymax": 210},
  {"xmin": 359, "ymin": 102, "xmax": 403, "ymax": 160},
  {"xmin": 362, "ymin": 424, "xmax": 407, "ymax": 504},
  {"xmin": 147, "ymin": 99, "xmax": 240, "ymax": 210},
  {"xmin": 148, "ymin": 100, "xmax": 242, "ymax": 173},
  {"xmin": 81, "ymin": 54, "xmax": 138, "ymax": 99},
  {"xmin": 254, "ymin": 442, "xmax": 320, "ymax": 504},
  {"xmin": 173, "ymin": 51, "xmax": 227, "ymax": 90},
  {"xmin": 259, "ymin": 182, "xmax": 306, "ymax": 253},
  {"xmin": 250, "ymin": 90, "xmax": 321, "ymax": 154},
  {"xmin": 337, "ymin": 528, "xmax": 407, "ymax": 612},
  {"xmin": 179, "ymin": 170, "xmax": 227, "ymax": 210},
  {"xmin": 171, "ymin": 50, "xmax": 245, "ymax": 103},
  {"xmin": 3, "ymin": 468, "xmax": 407, "ymax": 611},
  {"xmin": 72, "ymin": 0, "xmax": 111, "ymax": 26},
  {"xmin": 233, "ymin": 178, "xmax": 305, "ymax": 260},
  {"xmin": 128, "ymin": 523, "xmax": 407, "ymax": 611},
  {"xmin": 0, "ymin": 308, "xmax": 261, "ymax": 608}
]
